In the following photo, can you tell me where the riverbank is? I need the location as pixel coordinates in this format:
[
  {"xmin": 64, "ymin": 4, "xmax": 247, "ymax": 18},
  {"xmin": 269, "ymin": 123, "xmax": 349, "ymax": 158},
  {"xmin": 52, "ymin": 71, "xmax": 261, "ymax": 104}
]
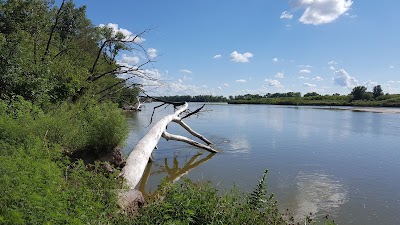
[
  {"xmin": 227, "ymin": 97, "xmax": 400, "ymax": 108},
  {"xmin": 317, "ymin": 106, "xmax": 400, "ymax": 114}
]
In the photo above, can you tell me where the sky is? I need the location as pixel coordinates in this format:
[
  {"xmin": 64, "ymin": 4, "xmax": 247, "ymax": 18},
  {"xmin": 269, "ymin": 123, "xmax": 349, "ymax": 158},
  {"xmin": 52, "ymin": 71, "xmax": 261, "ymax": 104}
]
[{"xmin": 69, "ymin": 0, "xmax": 400, "ymax": 96}]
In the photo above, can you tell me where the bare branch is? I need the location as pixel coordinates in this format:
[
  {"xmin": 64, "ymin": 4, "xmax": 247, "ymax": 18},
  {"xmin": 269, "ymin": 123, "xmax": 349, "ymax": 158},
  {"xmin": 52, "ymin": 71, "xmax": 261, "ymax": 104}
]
[
  {"xmin": 173, "ymin": 119, "xmax": 213, "ymax": 145},
  {"xmin": 162, "ymin": 131, "xmax": 218, "ymax": 153},
  {"xmin": 181, "ymin": 104, "xmax": 205, "ymax": 120},
  {"xmin": 42, "ymin": 0, "xmax": 65, "ymax": 62}
]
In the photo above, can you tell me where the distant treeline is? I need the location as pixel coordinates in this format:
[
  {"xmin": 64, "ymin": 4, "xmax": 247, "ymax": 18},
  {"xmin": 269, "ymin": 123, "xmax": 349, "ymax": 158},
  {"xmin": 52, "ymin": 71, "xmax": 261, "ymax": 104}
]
[
  {"xmin": 157, "ymin": 95, "xmax": 228, "ymax": 102},
  {"xmin": 229, "ymin": 85, "xmax": 400, "ymax": 107}
]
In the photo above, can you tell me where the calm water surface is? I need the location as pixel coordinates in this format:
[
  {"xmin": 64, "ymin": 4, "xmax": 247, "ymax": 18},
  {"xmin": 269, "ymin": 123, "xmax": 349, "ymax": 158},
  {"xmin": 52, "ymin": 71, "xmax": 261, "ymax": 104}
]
[{"xmin": 123, "ymin": 103, "xmax": 400, "ymax": 225}]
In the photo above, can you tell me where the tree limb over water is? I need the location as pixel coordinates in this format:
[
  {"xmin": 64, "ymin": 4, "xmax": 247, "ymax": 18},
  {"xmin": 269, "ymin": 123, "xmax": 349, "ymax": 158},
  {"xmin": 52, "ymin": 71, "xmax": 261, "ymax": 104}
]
[{"xmin": 120, "ymin": 102, "xmax": 217, "ymax": 191}]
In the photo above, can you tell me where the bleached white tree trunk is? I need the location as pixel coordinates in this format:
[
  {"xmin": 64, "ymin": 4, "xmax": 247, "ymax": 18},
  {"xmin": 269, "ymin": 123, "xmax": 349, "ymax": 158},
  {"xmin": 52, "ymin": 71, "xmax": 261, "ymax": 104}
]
[{"xmin": 120, "ymin": 102, "xmax": 217, "ymax": 190}]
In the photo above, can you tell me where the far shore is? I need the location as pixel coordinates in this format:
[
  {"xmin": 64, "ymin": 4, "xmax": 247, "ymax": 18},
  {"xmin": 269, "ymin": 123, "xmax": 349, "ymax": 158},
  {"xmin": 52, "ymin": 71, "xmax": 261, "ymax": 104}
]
[{"xmin": 325, "ymin": 106, "xmax": 400, "ymax": 114}]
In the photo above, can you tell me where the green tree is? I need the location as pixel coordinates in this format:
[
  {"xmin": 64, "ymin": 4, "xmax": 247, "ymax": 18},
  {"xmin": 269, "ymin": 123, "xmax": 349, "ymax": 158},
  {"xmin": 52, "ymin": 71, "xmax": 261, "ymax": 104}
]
[
  {"xmin": 373, "ymin": 85, "xmax": 383, "ymax": 98},
  {"xmin": 351, "ymin": 86, "xmax": 367, "ymax": 100},
  {"xmin": 304, "ymin": 92, "xmax": 320, "ymax": 97}
]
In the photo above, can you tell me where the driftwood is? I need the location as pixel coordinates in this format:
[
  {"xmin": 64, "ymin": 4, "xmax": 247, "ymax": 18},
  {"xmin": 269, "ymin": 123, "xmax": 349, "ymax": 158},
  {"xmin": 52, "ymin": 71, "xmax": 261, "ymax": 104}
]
[{"xmin": 120, "ymin": 102, "xmax": 217, "ymax": 191}]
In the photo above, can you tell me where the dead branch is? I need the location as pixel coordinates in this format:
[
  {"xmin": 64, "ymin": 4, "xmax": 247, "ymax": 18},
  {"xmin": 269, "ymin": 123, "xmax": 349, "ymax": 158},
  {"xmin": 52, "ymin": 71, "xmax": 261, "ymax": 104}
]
[{"xmin": 162, "ymin": 131, "xmax": 217, "ymax": 153}]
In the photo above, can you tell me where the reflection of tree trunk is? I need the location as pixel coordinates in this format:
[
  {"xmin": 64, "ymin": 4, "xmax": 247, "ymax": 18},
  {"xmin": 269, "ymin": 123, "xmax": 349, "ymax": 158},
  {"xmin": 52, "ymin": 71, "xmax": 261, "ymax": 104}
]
[
  {"xmin": 138, "ymin": 152, "xmax": 216, "ymax": 198},
  {"xmin": 120, "ymin": 102, "xmax": 217, "ymax": 190},
  {"xmin": 167, "ymin": 153, "xmax": 215, "ymax": 183},
  {"xmin": 138, "ymin": 161, "xmax": 153, "ymax": 194}
]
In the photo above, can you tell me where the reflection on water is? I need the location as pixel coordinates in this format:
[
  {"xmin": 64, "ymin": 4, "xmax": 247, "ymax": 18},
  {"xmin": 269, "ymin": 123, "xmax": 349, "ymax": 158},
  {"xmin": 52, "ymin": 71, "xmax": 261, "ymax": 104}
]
[
  {"xmin": 138, "ymin": 152, "xmax": 215, "ymax": 198},
  {"xmin": 229, "ymin": 136, "xmax": 251, "ymax": 154},
  {"xmin": 292, "ymin": 172, "xmax": 348, "ymax": 221}
]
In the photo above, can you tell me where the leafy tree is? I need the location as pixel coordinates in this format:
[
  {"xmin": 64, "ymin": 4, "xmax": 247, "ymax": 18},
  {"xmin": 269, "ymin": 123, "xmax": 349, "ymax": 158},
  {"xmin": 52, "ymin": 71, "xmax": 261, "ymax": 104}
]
[
  {"xmin": 373, "ymin": 85, "xmax": 383, "ymax": 98},
  {"xmin": 351, "ymin": 86, "xmax": 367, "ymax": 100},
  {"xmin": 304, "ymin": 92, "xmax": 320, "ymax": 97}
]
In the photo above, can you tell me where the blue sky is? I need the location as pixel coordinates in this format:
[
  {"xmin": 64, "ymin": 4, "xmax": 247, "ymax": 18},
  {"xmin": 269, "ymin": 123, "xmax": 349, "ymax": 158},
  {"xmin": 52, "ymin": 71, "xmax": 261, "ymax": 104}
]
[{"xmin": 71, "ymin": 0, "xmax": 400, "ymax": 96}]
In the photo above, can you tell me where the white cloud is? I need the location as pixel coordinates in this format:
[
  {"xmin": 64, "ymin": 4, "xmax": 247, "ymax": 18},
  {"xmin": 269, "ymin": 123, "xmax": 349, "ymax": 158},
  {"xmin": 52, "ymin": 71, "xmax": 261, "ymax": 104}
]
[
  {"xmin": 300, "ymin": 69, "xmax": 311, "ymax": 73},
  {"xmin": 178, "ymin": 79, "xmax": 183, "ymax": 83},
  {"xmin": 298, "ymin": 76, "xmax": 309, "ymax": 80},
  {"xmin": 98, "ymin": 23, "xmax": 145, "ymax": 43},
  {"xmin": 147, "ymin": 48, "xmax": 157, "ymax": 59},
  {"xmin": 272, "ymin": 57, "xmax": 279, "ymax": 63},
  {"xmin": 280, "ymin": 11, "xmax": 293, "ymax": 19},
  {"xmin": 223, "ymin": 83, "xmax": 229, "ymax": 87},
  {"xmin": 213, "ymin": 54, "xmax": 222, "ymax": 59},
  {"xmin": 329, "ymin": 66, "xmax": 336, "ymax": 71},
  {"xmin": 298, "ymin": 64, "xmax": 312, "ymax": 68},
  {"xmin": 265, "ymin": 79, "xmax": 281, "ymax": 87},
  {"xmin": 334, "ymin": 69, "xmax": 358, "ymax": 88},
  {"xmin": 180, "ymin": 69, "xmax": 192, "ymax": 74},
  {"xmin": 236, "ymin": 79, "xmax": 247, "ymax": 83},
  {"xmin": 275, "ymin": 72, "xmax": 285, "ymax": 78},
  {"xmin": 217, "ymin": 86, "xmax": 222, "ymax": 90},
  {"xmin": 389, "ymin": 65, "xmax": 395, "ymax": 69},
  {"xmin": 313, "ymin": 76, "xmax": 323, "ymax": 81},
  {"xmin": 230, "ymin": 51, "xmax": 253, "ymax": 63},
  {"xmin": 328, "ymin": 60, "xmax": 338, "ymax": 65},
  {"xmin": 364, "ymin": 80, "xmax": 378, "ymax": 88},
  {"xmin": 304, "ymin": 82, "xmax": 316, "ymax": 87},
  {"xmin": 120, "ymin": 54, "xmax": 139, "ymax": 65},
  {"xmin": 291, "ymin": 0, "xmax": 353, "ymax": 25}
]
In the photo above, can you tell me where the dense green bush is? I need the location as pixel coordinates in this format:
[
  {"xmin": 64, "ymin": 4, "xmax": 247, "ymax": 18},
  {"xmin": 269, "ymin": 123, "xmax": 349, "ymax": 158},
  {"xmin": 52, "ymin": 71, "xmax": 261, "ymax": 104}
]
[
  {"xmin": 1, "ymin": 97, "xmax": 128, "ymax": 155},
  {"xmin": 0, "ymin": 99, "xmax": 124, "ymax": 224}
]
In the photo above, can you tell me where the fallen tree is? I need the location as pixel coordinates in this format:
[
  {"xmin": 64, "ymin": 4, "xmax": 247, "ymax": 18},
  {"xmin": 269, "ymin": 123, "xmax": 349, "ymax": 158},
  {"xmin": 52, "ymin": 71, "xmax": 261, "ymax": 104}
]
[{"xmin": 119, "ymin": 102, "xmax": 217, "ymax": 208}]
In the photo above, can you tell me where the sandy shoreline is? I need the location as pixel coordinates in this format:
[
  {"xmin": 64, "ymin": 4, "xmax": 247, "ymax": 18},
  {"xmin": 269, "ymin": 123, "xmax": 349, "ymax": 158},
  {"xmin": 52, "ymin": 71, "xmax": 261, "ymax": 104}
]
[{"xmin": 318, "ymin": 106, "xmax": 400, "ymax": 114}]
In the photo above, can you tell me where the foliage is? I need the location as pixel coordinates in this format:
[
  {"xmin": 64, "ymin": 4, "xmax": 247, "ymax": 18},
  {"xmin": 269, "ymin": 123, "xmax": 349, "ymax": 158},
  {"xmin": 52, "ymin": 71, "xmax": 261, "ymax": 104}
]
[
  {"xmin": 228, "ymin": 89, "xmax": 400, "ymax": 107},
  {"xmin": 128, "ymin": 173, "xmax": 335, "ymax": 225},
  {"xmin": 0, "ymin": 98, "xmax": 124, "ymax": 224},
  {"xmin": 373, "ymin": 85, "xmax": 383, "ymax": 98},
  {"xmin": 350, "ymin": 86, "xmax": 367, "ymax": 100},
  {"xmin": 0, "ymin": 0, "xmax": 141, "ymax": 106},
  {"xmin": 158, "ymin": 95, "xmax": 228, "ymax": 103}
]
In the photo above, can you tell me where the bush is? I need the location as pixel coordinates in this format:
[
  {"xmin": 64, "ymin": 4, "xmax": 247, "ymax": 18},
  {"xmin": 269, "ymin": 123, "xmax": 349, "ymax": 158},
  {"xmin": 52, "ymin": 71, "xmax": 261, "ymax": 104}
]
[
  {"xmin": 0, "ymin": 106, "xmax": 123, "ymax": 224},
  {"xmin": 132, "ymin": 171, "xmax": 284, "ymax": 225}
]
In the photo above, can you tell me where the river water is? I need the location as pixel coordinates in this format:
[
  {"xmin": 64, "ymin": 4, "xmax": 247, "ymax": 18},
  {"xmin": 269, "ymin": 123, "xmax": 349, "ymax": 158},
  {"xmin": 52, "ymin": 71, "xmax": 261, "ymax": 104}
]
[{"xmin": 122, "ymin": 103, "xmax": 400, "ymax": 224}]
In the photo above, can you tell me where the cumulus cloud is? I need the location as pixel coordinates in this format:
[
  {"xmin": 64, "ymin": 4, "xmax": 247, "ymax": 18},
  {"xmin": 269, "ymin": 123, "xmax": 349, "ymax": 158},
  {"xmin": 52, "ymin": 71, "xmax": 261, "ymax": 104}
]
[
  {"xmin": 280, "ymin": 11, "xmax": 293, "ymax": 19},
  {"xmin": 334, "ymin": 69, "xmax": 358, "ymax": 88},
  {"xmin": 275, "ymin": 72, "xmax": 285, "ymax": 78},
  {"xmin": 98, "ymin": 23, "xmax": 145, "ymax": 43},
  {"xmin": 300, "ymin": 69, "xmax": 311, "ymax": 73},
  {"xmin": 180, "ymin": 69, "xmax": 192, "ymax": 74},
  {"xmin": 272, "ymin": 57, "xmax": 279, "ymax": 63},
  {"xmin": 300, "ymin": 64, "xmax": 312, "ymax": 68},
  {"xmin": 298, "ymin": 76, "xmax": 308, "ymax": 80},
  {"xmin": 328, "ymin": 60, "xmax": 338, "ymax": 65},
  {"xmin": 291, "ymin": 0, "xmax": 353, "ymax": 25},
  {"xmin": 313, "ymin": 76, "xmax": 323, "ymax": 81},
  {"xmin": 223, "ymin": 83, "xmax": 229, "ymax": 87},
  {"xmin": 304, "ymin": 82, "xmax": 316, "ymax": 87},
  {"xmin": 265, "ymin": 79, "xmax": 281, "ymax": 87},
  {"xmin": 329, "ymin": 66, "xmax": 336, "ymax": 71},
  {"xmin": 236, "ymin": 79, "xmax": 247, "ymax": 83},
  {"xmin": 364, "ymin": 80, "xmax": 378, "ymax": 88},
  {"xmin": 120, "ymin": 54, "xmax": 140, "ymax": 65},
  {"xmin": 230, "ymin": 51, "xmax": 253, "ymax": 63},
  {"xmin": 213, "ymin": 54, "xmax": 222, "ymax": 59},
  {"xmin": 147, "ymin": 48, "xmax": 157, "ymax": 59}
]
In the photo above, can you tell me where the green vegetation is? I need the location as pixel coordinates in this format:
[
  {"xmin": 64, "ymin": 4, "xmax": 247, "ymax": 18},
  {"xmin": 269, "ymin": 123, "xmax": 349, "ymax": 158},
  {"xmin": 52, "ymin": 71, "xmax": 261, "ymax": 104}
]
[
  {"xmin": 0, "ymin": 97, "xmax": 124, "ymax": 224},
  {"xmin": 131, "ymin": 171, "xmax": 335, "ymax": 225},
  {"xmin": 228, "ymin": 86, "xmax": 400, "ymax": 107},
  {"xmin": 158, "ymin": 95, "xmax": 228, "ymax": 102}
]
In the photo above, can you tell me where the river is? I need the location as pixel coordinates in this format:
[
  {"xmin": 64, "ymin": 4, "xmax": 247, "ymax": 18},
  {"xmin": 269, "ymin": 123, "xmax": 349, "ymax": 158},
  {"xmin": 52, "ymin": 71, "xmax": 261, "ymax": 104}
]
[{"xmin": 122, "ymin": 103, "xmax": 400, "ymax": 224}]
